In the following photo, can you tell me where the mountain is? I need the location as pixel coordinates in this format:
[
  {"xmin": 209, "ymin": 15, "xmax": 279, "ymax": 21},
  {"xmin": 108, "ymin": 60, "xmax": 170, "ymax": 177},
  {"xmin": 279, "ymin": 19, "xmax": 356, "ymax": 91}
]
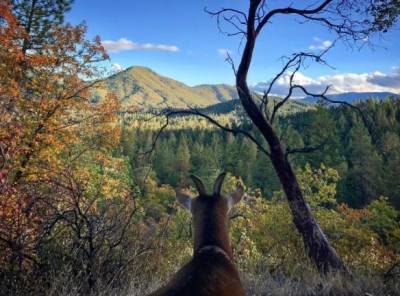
[
  {"xmin": 91, "ymin": 66, "xmax": 238, "ymax": 108},
  {"xmin": 92, "ymin": 67, "xmax": 397, "ymax": 110},
  {"xmin": 301, "ymin": 92, "xmax": 398, "ymax": 104},
  {"xmin": 197, "ymin": 96, "xmax": 313, "ymax": 116},
  {"xmin": 192, "ymin": 84, "xmax": 238, "ymax": 103}
]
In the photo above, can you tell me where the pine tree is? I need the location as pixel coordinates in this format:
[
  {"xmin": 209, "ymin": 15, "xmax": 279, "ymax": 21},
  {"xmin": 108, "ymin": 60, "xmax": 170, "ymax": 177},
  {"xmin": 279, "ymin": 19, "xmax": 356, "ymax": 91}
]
[
  {"xmin": 253, "ymin": 150, "xmax": 280, "ymax": 198},
  {"xmin": 12, "ymin": 0, "xmax": 73, "ymax": 53},
  {"xmin": 345, "ymin": 124, "xmax": 384, "ymax": 207},
  {"xmin": 380, "ymin": 132, "xmax": 400, "ymax": 208},
  {"xmin": 175, "ymin": 136, "xmax": 191, "ymax": 186},
  {"xmin": 190, "ymin": 142, "xmax": 205, "ymax": 174},
  {"xmin": 224, "ymin": 134, "xmax": 241, "ymax": 175},
  {"xmin": 237, "ymin": 138, "xmax": 257, "ymax": 184}
]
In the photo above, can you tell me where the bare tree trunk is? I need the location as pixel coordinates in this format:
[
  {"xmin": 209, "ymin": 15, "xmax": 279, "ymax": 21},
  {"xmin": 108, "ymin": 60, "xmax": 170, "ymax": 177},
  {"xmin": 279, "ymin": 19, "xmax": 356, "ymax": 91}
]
[{"xmin": 235, "ymin": 3, "xmax": 347, "ymax": 274}]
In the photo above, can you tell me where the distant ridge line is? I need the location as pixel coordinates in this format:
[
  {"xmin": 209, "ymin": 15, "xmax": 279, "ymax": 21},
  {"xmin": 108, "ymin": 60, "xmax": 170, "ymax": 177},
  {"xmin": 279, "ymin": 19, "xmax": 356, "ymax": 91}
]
[{"xmin": 92, "ymin": 66, "xmax": 398, "ymax": 108}]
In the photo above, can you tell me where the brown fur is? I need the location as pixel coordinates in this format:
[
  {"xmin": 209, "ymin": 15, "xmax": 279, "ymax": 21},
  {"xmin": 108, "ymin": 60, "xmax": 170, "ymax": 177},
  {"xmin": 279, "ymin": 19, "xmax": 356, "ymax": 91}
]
[{"xmin": 148, "ymin": 175, "xmax": 245, "ymax": 296}]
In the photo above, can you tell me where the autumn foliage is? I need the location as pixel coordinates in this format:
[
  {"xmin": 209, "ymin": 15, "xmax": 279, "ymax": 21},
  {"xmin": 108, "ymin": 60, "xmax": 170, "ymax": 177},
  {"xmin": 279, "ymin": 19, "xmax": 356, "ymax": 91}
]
[{"xmin": 0, "ymin": 1, "xmax": 131, "ymax": 290}]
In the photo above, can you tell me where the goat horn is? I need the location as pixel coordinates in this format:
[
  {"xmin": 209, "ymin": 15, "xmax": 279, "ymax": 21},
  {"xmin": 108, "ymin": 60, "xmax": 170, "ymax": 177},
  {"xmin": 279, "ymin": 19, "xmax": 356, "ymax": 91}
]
[
  {"xmin": 190, "ymin": 175, "xmax": 207, "ymax": 196},
  {"xmin": 213, "ymin": 172, "xmax": 226, "ymax": 196}
]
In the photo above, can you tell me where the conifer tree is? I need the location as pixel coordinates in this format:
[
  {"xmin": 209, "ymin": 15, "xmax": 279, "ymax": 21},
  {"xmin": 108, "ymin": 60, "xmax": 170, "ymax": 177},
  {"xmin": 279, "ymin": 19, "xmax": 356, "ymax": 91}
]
[
  {"xmin": 12, "ymin": 0, "xmax": 73, "ymax": 53},
  {"xmin": 346, "ymin": 124, "xmax": 384, "ymax": 207},
  {"xmin": 175, "ymin": 136, "xmax": 191, "ymax": 186}
]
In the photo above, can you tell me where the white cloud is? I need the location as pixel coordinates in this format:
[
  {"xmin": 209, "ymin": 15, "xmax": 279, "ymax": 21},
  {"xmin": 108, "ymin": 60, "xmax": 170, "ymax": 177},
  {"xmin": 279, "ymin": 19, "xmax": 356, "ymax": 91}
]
[
  {"xmin": 309, "ymin": 38, "xmax": 333, "ymax": 51},
  {"xmin": 367, "ymin": 67, "xmax": 400, "ymax": 88},
  {"xmin": 102, "ymin": 38, "xmax": 133, "ymax": 52},
  {"xmin": 102, "ymin": 38, "xmax": 180, "ymax": 53},
  {"xmin": 253, "ymin": 68, "xmax": 400, "ymax": 97},
  {"xmin": 218, "ymin": 48, "xmax": 232, "ymax": 59},
  {"xmin": 111, "ymin": 63, "xmax": 125, "ymax": 73}
]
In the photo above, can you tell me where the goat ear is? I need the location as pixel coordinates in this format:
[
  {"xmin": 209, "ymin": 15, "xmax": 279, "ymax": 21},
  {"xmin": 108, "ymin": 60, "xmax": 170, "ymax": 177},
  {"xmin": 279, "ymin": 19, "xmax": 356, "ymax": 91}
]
[
  {"xmin": 190, "ymin": 174, "xmax": 207, "ymax": 196},
  {"xmin": 213, "ymin": 172, "xmax": 226, "ymax": 196},
  {"xmin": 175, "ymin": 189, "xmax": 192, "ymax": 211},
  {"xmin": 227, "ymin": 181, "xmax": 245, "ymax": 210}
]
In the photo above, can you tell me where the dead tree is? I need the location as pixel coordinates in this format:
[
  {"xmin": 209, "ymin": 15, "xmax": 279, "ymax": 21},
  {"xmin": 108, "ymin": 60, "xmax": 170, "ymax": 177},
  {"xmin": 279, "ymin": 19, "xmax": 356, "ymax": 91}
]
[{"xmin": 201, "ymin": 0, "xmax": 399, "ymax": 274}]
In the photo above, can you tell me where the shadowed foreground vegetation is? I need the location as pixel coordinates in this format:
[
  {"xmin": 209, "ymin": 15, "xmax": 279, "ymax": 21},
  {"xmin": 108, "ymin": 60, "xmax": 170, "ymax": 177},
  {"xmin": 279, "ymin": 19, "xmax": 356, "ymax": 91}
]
[{"xmin": 6, "ymin": 168, "xmax": 399, "ymax": 295}]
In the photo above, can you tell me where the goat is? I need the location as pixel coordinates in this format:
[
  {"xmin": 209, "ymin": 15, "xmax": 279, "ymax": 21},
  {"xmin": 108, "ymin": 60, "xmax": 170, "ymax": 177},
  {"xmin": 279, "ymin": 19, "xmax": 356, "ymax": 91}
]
[{"xmin": 148, "ymin": 173, "xmax": 245, "ymax": 296}]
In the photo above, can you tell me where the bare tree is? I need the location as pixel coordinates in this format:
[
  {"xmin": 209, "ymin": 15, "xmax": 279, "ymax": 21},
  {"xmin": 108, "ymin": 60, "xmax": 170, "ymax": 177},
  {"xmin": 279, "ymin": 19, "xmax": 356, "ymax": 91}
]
[{"xmin": 199, "ymin": 0, "xmax": 399, "ymax": 274}]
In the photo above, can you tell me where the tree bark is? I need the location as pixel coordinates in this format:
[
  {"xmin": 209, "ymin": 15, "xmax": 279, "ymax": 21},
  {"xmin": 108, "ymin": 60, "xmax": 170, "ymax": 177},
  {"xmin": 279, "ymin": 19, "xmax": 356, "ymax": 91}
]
[{"xmin": 234, "ymin": 1, "xmax": 347, "ymax": 274}]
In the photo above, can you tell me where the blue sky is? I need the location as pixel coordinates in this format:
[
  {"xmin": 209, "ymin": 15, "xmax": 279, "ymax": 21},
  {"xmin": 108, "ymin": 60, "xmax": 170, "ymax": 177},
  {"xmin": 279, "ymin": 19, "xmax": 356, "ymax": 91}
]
[{"xmin": 66, "ymin": 0, "xmax": 400, "ymax": 94}]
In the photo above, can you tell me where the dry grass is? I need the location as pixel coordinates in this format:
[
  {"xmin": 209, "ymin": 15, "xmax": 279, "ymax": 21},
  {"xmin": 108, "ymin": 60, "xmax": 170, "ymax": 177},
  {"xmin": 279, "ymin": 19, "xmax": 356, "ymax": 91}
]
[
  {"xmin": 242, "ymin": 272, "xmax": 400, "ymax": 296},
  {"xmin": 40, "ymin": 269, "xmax": 400, "ymax": 296}
]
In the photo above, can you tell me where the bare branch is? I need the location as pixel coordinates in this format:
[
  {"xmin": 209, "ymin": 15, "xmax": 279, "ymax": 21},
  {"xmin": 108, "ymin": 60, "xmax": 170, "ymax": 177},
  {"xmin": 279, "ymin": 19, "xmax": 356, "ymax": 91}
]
[
  {"xmin": 205, "ymin": 7, "xmax": 248, "ymax": 23},
  {"xmin": 225, "ymin": 52, "xmax": 237, "ymax": 76},
  {"xmin": 162, "ymin": 108, "xmax": 271, "ymax": 157},
  {"xmin": 293, "ymin": 84, "xmax": 375, "ymax": 141},
  {"xmin": 256, "ymin": 0, "xmax": 334, "ymax": 35},
  {"xmin": 270, "ymin": 60, "xmax": 301, "ymax": 119},
  {"xmin": 205, "ymin": 6, "xmax": 248, "ymax": 37},
  {"xmin": 140, "ymin": 116, "xmax": 169, "ymax": 156},
  {"xmin": 285, "ymin": 142, "xmax": 327, "ymax": 159},
  {"xmin": 260, "ymin": 49, "xmax": 334, "ymax": 121}
]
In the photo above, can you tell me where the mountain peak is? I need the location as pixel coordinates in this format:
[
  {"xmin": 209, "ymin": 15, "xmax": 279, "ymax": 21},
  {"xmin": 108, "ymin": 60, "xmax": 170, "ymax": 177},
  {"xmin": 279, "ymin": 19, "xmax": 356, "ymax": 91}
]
[
  {"xmin": 112, "ymin": 65, "xmax": 155, "ymax": 77},
  {"xmin": 93, "ymin": 66, "xmax": 238, "ymax": 108},
  {"xmin": 125, "ymin": 65, "xmax": 154, "ymax": 73}
]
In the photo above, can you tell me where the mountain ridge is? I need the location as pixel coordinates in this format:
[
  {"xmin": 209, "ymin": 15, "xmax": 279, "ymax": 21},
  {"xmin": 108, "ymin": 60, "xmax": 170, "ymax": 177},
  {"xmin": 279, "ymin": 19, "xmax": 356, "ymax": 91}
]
[
  {"xmin": 301, "ymin": 91, "xmax": 398, "ymax": 104},
  {"xmin": 92, "ymin": 66, "xmax": 398, "ymax": 109},
  {"xmin": 91, "ymin": 66, "xmax": 238, "ymax": 108}
]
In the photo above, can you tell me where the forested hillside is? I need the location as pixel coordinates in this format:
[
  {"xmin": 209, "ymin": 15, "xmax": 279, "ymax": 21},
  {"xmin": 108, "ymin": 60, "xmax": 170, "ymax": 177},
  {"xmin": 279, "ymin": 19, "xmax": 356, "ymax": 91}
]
[
  {"xmin": 196, "ymin": 97, "xmax": 313, "ymax": 115},
  {"xmin": 122, "ymin": 97, "xmax": 400, "ymax": 209}
]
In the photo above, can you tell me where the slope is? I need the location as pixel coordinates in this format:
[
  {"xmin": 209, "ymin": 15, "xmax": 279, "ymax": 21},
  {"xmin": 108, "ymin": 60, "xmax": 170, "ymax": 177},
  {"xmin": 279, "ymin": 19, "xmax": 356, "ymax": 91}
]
[{"xmin": 92, "ymin": 66, "xmax": 238, "ymax": 109}]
